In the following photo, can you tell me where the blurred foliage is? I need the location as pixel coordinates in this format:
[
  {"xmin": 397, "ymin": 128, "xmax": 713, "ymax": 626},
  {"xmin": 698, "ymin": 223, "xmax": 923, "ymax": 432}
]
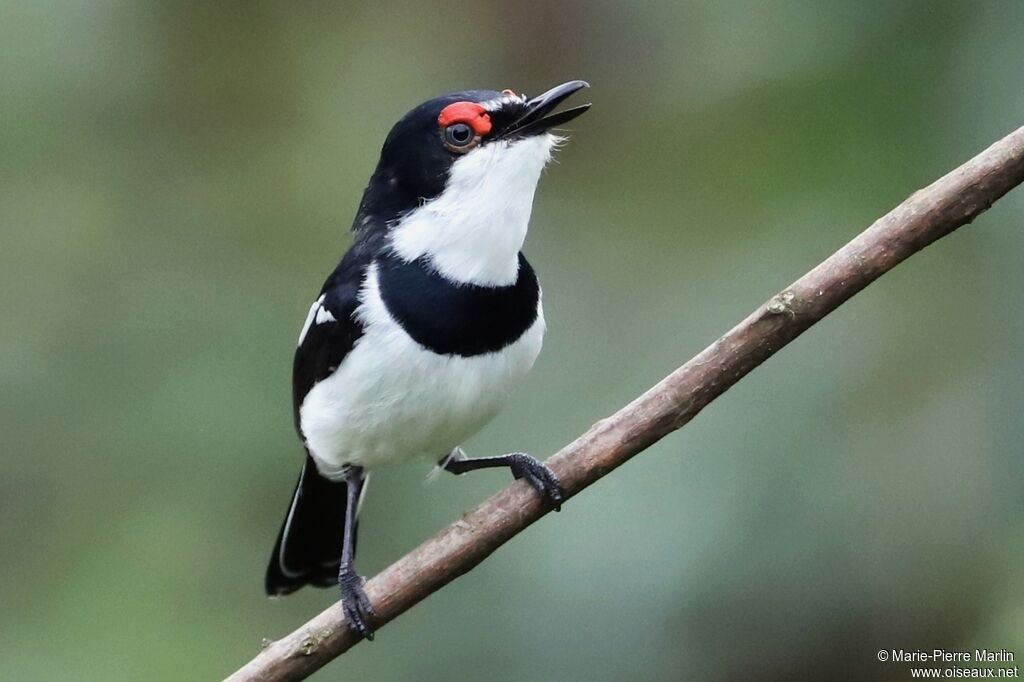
[{"xmin": 2, "ymin": 1, "xmax": 1024, "ymax": 680}]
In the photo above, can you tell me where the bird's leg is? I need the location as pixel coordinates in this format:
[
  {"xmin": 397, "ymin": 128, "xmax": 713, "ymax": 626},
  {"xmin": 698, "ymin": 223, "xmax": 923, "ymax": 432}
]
[
  {"xmin": 338, "ymin": 467, "xmax": 375, "ymax": 639},
  {"xmin": 439, "ymin": 447, "xmax": 564, "ymax": 511}
]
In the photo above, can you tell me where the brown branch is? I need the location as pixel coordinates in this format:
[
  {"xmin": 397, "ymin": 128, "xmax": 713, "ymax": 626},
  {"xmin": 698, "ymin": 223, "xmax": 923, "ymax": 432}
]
[{"xmin": 227, "ymin": 124, "xmax": 1024, "ymax": 682}]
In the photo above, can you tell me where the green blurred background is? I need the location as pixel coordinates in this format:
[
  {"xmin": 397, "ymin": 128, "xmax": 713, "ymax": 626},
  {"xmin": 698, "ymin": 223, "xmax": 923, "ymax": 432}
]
[{"xmin": 3, "ymin": 1, "xmax": 1024, "ymax": 680}]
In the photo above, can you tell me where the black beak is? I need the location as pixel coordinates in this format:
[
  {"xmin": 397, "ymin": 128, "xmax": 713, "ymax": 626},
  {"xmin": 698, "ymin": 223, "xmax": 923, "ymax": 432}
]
[{"xmin": 501, "ymin": 80, "xmax": 591, "ymax": 138}]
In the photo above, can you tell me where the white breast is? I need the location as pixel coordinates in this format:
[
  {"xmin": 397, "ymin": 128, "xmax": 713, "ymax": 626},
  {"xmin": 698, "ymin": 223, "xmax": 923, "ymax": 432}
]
[{"xmin": 299, "ymin": 264, "xmax": 545, "ymax": 479}]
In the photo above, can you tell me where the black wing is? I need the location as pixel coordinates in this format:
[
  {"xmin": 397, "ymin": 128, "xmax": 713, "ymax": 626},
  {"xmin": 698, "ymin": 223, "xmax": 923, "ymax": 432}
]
[
  {"xmin": 291, "ymin": 247, "xmax": 371, "ymax": 435},
  {"xmin": 267, "ymin": 246, "xmax": 374, "ymax": 596}
]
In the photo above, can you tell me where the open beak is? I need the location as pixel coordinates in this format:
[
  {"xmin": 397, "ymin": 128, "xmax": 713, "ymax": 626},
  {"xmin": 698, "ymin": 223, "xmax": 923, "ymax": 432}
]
[{"xmin": 500, "ymin": 80, "xmax": 591, "ymax": 139}]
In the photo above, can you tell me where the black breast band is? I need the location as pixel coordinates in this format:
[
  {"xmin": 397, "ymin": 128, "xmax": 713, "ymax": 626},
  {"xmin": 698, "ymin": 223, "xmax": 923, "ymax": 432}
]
[{"xmin": 376, "ymin": 253, "xmax": 539, "ymax": 357}]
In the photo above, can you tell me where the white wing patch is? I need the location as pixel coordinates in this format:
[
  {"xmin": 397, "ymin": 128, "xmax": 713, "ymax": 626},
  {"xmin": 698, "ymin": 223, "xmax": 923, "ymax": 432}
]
[
  {"xmin": 315, "ymin": 307, "xmax": 336, "ymax": 325},
  {"xmin": 297, "ymin": 294, "xmax": 337, "ymax": 346}
]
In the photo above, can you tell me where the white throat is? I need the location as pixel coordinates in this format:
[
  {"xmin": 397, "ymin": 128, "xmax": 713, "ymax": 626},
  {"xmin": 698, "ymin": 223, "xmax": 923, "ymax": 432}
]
[{"xmin": 389, "ymin": 134, "xmax": 557, "ymax": 286}]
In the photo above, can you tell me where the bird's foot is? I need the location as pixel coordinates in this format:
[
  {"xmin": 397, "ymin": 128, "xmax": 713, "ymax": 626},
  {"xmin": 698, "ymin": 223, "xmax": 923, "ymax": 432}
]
[
  {"xmin": 506, "ymin": 452, "xmax": 564, "ymax": 511},
  {"xmin": 339, "ymin": 568, "xmax": 376, "ymax": 640}
]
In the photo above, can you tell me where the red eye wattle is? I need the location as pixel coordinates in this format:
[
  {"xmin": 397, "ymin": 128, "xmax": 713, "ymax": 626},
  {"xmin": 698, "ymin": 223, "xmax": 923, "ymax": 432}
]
[{"xmin": 437, "ymin": 102, "xmax": 492, "ymax": 136}]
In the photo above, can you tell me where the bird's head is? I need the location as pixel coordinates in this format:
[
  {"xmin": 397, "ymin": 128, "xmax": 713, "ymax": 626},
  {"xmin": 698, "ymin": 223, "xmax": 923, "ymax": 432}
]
[{"xmin": 356, "ymin": 81, "xmax": 590, "ymax": 285}]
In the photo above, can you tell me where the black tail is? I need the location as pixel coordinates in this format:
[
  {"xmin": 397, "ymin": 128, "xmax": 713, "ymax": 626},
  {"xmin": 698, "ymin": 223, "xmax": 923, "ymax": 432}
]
[{"xmin": 265, "ymin": 455, "xmax": 349, "ymax": 595}]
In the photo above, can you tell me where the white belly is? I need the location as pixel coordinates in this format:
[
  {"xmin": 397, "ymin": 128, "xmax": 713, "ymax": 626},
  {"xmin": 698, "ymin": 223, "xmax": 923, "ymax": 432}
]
[{"xmin": 299, "ymin": 265, "xmax": 545, "ymax": 478}]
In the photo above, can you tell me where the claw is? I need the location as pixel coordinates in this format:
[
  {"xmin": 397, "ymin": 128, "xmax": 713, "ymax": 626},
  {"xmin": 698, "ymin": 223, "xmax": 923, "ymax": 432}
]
[
  {"xmin": 509, "ymin": 453, "xmax": 564, "ymax": 511},
  {"xmin": 339, "ymin": 571, "xmax": 376, "ymax": 640}
]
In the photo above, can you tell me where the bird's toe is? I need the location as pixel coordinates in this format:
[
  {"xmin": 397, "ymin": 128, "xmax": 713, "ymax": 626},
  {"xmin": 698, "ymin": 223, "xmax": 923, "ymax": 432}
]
[
  {"xmin": 509, "ymin": 453, "xmax": 564, "ymax": 511},
  {"xmin": 339, "ymin": 573, "xmax": 376, "ymax": 640}
]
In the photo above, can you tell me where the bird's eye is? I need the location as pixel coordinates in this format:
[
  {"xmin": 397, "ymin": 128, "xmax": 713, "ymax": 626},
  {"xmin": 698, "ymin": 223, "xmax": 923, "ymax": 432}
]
[{"xmin": 443, "ymin": 123, "xmax": 478, "ymax": 152}]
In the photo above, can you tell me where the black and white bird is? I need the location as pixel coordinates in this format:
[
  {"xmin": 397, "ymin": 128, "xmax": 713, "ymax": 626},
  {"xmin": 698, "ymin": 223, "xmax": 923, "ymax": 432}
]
[{"xmin": 264, "ymin": 80, "xmax": 590, "ymax": 639}]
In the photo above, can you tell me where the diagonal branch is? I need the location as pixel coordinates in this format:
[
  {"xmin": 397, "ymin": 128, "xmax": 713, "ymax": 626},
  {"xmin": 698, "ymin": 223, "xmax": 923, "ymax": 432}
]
[{"xmin": 227, "ymin": 124, "xmax": 1024, "ymax": 682}]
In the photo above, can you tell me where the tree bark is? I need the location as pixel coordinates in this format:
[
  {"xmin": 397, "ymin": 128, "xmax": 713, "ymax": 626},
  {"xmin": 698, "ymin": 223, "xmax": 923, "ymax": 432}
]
[{"xmin": 226, "ymin": 124, "xmax": 1024, "ymax": 682}]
